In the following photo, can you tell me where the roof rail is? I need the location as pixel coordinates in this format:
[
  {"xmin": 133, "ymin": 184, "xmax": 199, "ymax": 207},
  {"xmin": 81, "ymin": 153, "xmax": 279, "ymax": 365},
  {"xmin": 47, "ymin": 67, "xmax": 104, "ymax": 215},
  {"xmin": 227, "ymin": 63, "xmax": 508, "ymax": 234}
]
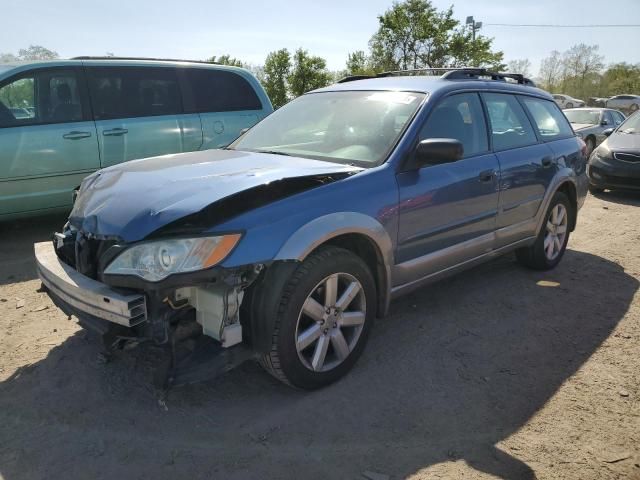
[
  {"xmin": 71, "ymin": 56, "xmax": 220, "ymax": 65},
  {"xmin": 337, "ymin": 67, "xmax": 536, "ymax": 87},
  {"xmin": 337, "ymin": 74, "xmax": 377, "ymax": 83}
]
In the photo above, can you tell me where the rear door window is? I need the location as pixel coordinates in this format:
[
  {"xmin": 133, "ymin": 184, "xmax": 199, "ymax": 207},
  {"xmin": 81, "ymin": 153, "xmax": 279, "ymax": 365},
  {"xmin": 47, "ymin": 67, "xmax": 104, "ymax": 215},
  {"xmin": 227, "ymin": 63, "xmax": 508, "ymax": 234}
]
[
  {"xmin": 87, "ymin": 66, "xmax": 182, "ymax": 120},
  {"xmin": 183, "ymin": 68, "xmax": 262, "ymax": 113},
  {"xmin": 482, "ymin": 93, "xmax": 538, "ymax": 151},
  {"xmin": 520, "ymin": 97, "xmax": 573, "ymax": 141},
  {"xmin": 612, "ymin": 111, "xmax": 625, "ymax": 126}
]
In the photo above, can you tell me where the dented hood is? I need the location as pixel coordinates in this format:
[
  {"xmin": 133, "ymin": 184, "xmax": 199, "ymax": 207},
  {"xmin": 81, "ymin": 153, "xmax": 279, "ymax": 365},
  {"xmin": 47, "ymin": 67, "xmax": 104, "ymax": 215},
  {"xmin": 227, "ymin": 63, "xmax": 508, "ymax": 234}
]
[{"xmin": 70, "ymin": 149, "xmax": 361, "ymax": 242}]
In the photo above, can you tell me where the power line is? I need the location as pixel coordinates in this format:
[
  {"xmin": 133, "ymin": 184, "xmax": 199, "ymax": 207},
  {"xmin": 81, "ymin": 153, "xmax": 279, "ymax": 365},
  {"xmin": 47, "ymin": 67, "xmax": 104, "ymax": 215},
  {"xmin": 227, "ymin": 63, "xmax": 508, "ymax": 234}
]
[{"xmin": 484, "ymin": 23, "xmax": 640, "ymax": 28}]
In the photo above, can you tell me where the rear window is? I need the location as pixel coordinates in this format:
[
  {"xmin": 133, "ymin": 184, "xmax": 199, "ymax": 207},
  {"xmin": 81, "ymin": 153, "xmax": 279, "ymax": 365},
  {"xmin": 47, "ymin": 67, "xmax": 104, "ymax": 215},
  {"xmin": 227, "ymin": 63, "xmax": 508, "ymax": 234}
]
[
  {"xmin": 521, "ymin": 97, "xmax": 573, "ymax": 141},
  {"xmin": 87, "ymin": 66, "xmax": 182, "ymax": 120},
  {"xmin": 483, "ymin": 93, "xmax": 538, "ymax": 151},
  {"xmin": 184, "ymin": 69, "xmax": 262, "ymax": 113}
]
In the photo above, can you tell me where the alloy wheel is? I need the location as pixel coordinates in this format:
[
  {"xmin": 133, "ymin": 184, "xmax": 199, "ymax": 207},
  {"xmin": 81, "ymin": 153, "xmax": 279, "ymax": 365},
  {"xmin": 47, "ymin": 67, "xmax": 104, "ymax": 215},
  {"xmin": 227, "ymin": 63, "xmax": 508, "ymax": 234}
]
[
  {"xmin": 544, "ymin": 204, "xmax": 568, "ymax": 261},
  {"xmin": 295, "ymin": 272, "xmax": 366, "ymax": 372}
]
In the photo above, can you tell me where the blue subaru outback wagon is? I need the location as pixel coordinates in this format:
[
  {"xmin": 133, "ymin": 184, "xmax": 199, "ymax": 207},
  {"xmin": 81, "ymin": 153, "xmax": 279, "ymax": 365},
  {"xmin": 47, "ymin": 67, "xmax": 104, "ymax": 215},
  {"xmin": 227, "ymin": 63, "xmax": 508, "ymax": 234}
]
[{"xmin": 35, "ymin": 68, "xmax": 588, "ymax": 389}]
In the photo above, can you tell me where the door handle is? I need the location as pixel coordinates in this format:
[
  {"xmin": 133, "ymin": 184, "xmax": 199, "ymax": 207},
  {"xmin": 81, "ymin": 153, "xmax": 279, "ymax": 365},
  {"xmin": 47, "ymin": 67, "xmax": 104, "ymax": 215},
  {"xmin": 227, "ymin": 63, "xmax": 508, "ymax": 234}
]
[
  {"xmin": 103, "ymin": 128, "xmax": 128, "ymax": 137},
  {"xmin": 478, "ymin": 169, "xmax": 495, "ymax": 182},
  {"xmin": 63, "ymin": 131, "xmax": 92, "ymax": 140},
  {"xmin": 541, "ymin": 156, "xmax": 553, "ymax": 167}
]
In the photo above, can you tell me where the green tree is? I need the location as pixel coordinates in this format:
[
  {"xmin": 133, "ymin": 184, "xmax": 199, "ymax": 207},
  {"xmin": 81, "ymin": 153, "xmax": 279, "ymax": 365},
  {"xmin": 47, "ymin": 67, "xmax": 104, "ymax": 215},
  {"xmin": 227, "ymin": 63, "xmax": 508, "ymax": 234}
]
[
  {"xmin": 17, "ymin": 45, "xmax": 59, "ymax": 61},
  {"xmin": 561, "ymin": 44, "xmax": 604, "ymax": 98},
  {"xmin": 344, "ymin": 50, "xmax": 376, "ymax": 76},
  {"xmin": 288, "ymin": 49, "xmax": 331, "ymax": 98},
  {"xmin": 1, "ymin": 45, "xmax": 59, "ymax": 63},
  {"xmin": 601, "ymin": 63, "xmax": 640, "ymax": 96},
  {"xmin": 207, "ymin": 54, "xmax": 243, "ymax": 67},
  {"xmin": 368, "ymin": 0, "xmax": 503, "ymax": 71},
  {"xmin": 262, "ymin": 49, "xmax": 291, "ymax": 108}
]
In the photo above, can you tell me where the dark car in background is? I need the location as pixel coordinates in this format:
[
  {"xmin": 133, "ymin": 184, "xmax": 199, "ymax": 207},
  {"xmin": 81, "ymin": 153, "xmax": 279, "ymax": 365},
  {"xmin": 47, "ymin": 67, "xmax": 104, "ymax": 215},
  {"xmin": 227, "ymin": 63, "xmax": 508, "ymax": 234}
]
[
  {"xmin": 565, "ymin": 108, "xmax": 626, "ymax": 154},
  {"xmin": 588, "ymin": 112, "xmax": 640, "ymax": 193}
]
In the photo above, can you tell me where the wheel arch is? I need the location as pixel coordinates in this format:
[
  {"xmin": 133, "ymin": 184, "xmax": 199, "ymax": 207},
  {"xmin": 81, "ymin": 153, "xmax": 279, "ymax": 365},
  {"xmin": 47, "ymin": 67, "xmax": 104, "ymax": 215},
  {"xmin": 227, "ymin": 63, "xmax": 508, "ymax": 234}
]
[
  {"xmin": 243, "ymin": 213, "xmax": 394, "ymax": 355},
  {"xmin": 274, "ymin": 212, "xmax": 394, "ymax": 318}
]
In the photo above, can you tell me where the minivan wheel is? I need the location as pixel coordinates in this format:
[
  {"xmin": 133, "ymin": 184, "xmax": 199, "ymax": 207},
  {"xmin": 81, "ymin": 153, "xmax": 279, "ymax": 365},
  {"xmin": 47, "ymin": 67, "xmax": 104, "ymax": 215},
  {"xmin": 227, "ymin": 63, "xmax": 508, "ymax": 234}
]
[
  {"xmin": 516, "ymin": 192, "xmax": 572, "ymax": 270},
  {"xmin": 259, "ymin": 246, "xmax": 376, "ymax": 389}
]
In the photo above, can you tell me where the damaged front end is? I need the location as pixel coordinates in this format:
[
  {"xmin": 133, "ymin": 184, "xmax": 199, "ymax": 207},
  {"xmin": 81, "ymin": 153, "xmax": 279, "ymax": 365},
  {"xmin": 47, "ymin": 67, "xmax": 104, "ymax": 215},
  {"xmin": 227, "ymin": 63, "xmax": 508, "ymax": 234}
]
[
  {"xmin": 35, "ymin": 149, "xmax": 363, "ymax": 387},
  {"xmin": 36, "ymin": 227, "xmax": 265, "ymax": 388}
]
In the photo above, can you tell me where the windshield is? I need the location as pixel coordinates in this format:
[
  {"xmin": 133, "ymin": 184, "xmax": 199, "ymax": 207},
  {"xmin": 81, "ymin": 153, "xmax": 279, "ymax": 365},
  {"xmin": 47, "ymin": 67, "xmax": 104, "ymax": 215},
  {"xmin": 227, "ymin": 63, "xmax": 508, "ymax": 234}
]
[
  {"xmin": 564, "ymin": 109, "xmax": 600, "ymax": 125},
  {"xmin": 618, "ymin": 112, "xmax": 640, "ymax": 134},
  {"xmin": 230, "ymin": 90, "xmax": 425, "ymax": 166}
]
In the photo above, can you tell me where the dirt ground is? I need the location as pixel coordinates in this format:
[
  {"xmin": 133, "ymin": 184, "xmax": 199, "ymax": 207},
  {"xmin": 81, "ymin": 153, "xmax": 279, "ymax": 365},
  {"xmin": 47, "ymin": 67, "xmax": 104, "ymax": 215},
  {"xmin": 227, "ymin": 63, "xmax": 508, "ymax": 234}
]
[{"xmin": 0, "ymin": 192, "xmax": 639, "ymax": 480}]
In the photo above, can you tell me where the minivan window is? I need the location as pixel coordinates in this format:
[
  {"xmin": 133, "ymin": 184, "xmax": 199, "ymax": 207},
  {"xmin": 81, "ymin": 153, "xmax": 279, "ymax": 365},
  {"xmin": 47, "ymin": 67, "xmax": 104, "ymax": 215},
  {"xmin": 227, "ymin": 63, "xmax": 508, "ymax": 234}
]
[
  {"xmin": 419, "ymin": 92, "xmax": 488, "ymax": 158},
  {"xmin": 521, "ymin": 97, "xmax": 573, "ymax": 141},
  {"xmin": 483, "ymin": 93, "xmax": 537, "ymax": 151},
  {"xmin": 0, "ymin": 69, "xmax": 84, "ymax": 128},
  {"xmin": 184, "ymin": 68, "xmax": 262, "ymax": 113},
  {"xmin": 87, "ymin": 66, "xmax": 182, "ymax": 120}
]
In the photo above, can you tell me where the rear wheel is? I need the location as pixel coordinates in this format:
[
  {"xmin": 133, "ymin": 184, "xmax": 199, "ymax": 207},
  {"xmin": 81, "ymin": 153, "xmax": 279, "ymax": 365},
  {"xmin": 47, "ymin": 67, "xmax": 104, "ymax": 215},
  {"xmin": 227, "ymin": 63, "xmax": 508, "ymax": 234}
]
[
  {"xmin": 260, "ymin": 246, "xmax": 376, "ymax": 389},
  {"xmin": 566, "ymin": 102, "xmax": 574, "ymax": 109},
  {"xmin": 516, "ymin": 192, "xmax": 572, "ymax": 270},
  {"xmin": 631, "ymin": 103, "xmax": 639, "ymax": 112}
]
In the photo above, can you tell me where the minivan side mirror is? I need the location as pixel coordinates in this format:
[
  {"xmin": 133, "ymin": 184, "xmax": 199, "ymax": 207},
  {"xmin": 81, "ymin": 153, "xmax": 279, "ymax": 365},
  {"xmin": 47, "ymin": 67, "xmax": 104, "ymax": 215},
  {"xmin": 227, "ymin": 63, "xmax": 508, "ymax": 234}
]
[
  {"xmin": 409, "ymin": 139, "xmax": 464, "ymax": 169},
  {"xmin": 603, "ymin": 128, "xmax": 614, "ymax": 137}
]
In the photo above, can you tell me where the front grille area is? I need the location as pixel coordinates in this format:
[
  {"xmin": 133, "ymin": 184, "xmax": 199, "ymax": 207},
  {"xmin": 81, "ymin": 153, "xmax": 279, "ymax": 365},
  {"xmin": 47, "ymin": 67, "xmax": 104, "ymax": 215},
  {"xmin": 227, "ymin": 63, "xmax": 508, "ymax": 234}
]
[
  {"xmin": 614, "ymin": 152, "xmax": 640, "ymax": 163},
  {"xmin": 54, "ymin": 230, "xmax": 116, "ymax": 280},
  {"xmin": 591, "ymin": 166, "xmax": 640, "ymax": 188}
]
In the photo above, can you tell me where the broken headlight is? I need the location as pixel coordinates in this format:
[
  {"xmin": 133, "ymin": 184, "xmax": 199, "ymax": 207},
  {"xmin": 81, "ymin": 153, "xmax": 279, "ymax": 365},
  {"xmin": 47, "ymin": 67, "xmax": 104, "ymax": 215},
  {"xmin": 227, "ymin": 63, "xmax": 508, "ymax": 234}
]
[{"xmin": 104, "ymin": 234, "xmax": 241, "ymax": 282}]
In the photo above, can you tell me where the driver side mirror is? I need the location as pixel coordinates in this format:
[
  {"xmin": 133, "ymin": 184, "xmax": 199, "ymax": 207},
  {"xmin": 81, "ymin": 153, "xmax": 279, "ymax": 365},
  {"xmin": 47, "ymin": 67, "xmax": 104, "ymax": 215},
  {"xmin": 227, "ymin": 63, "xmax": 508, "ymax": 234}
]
[
  {"xmin": 408, "ymin": 139, "xmax": 464, "ymax": 169},
  {"xmin": 601, "ymin": 119, "xmax": 609, "ymax": 126},
  {"xmin": 603, "ymin": 128, "xmax": 614, "ymax": 137}
]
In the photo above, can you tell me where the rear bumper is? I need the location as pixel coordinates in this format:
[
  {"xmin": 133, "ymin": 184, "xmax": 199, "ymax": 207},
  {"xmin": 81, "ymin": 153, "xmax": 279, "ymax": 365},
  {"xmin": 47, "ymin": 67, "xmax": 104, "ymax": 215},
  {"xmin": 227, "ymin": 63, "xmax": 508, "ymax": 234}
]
[{"xmin": 34, "ymin": 241, "xmax": 147, "ymax": 327}]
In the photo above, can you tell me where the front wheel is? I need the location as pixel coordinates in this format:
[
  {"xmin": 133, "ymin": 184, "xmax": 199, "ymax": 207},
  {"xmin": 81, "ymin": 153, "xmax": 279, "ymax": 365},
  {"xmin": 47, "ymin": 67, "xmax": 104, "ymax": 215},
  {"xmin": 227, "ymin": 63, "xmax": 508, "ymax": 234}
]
[
  {"xmin": 516, "ymin": 192, "xmax": 572, "ymax": 270},
  {"xmin": 630, "ymin": 103, "xmax": 639, "ymax": 112},
  {"xmin": 260, "ymin": 246, "xmax": 376, "ymax": 389},
  {"xmin": 566, "ymin": 102, "xmax": 574, "ymax": 109}
]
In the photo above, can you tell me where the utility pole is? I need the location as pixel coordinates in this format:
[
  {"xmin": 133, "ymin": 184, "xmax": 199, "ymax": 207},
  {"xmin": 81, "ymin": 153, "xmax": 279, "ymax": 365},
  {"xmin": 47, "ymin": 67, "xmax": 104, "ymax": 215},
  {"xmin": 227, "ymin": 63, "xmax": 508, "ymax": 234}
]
[{"xmin": 466, "ymin": 16, "xmax": 483, "ymax": 42}]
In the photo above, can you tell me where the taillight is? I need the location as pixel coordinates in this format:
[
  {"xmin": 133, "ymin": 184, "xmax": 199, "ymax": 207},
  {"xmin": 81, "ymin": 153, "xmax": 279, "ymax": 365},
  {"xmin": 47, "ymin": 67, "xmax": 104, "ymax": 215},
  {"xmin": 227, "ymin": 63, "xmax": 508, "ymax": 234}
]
[{"xmin": 577, "ymin": 137, "xmax": 587, "ymax": 157}]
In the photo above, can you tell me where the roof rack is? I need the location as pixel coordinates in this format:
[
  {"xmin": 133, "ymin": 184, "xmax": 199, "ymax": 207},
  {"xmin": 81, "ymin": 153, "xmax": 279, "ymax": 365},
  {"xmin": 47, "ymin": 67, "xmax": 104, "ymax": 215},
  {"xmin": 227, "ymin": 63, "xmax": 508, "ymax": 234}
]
[
  {"xmin": 71, "ymin": 56, "xmax": 219, "ymax": 65},
  {"xmin": 337, "ymin": 67, "xmax": 536, "ymax": 87}
]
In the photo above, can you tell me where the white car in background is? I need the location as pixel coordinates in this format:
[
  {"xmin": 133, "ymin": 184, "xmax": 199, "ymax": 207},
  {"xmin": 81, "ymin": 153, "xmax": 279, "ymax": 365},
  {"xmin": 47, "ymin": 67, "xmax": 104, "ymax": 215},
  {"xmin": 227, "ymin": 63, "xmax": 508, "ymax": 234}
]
[
  {"xmin": 552, "ymin": 94, "xmax": 585, "ymax": 109},
  {"xmin": 605, "ymin": 95, "xmax": 640, "ymax": 115}
]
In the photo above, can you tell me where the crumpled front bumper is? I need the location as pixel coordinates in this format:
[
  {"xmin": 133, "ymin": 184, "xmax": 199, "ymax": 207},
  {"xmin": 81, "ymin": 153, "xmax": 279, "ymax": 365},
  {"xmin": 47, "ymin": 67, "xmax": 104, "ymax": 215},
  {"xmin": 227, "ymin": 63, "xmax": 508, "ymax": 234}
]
[{"xmin": 34, "ymin": 241, "xmax": 147, "ymax": 327}]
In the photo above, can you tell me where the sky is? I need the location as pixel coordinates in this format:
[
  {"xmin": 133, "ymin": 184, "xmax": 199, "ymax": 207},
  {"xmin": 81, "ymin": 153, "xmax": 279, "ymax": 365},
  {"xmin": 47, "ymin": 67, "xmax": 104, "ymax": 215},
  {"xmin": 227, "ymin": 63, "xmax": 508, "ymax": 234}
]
[{"xmin": 2, "ymin": 0, "xmax": 639, "ymax": 76}]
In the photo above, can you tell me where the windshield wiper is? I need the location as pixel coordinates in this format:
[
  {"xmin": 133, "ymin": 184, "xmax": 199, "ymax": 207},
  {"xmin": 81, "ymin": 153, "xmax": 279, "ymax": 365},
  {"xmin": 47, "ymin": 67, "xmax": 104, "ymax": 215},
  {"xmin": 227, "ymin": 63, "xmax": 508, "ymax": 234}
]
[{"xmin": 255, "ymin": 149, "xmax": 293, "ymax": 156}]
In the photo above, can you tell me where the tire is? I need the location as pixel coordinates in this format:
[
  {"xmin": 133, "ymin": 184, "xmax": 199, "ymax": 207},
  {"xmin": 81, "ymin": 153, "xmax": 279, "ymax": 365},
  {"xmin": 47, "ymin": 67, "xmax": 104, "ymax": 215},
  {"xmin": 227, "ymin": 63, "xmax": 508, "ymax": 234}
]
[
  {"xmin": 259, "ymin": 246, "xmax": 376, "ymax": 389},
  {"xmin": 516, "ymin": 192, "xmax": 572, "ymax": 270},
  {"xmin": 566, "ymin": 102, "xmax": 573, "ymax": 109},
  {"xmin": 631, "ymin": 103, "xmax": 639, "ymax": 112},
  {"xmin": 585, "ymin": 136, "xmax": 595, "ymax": 156}
]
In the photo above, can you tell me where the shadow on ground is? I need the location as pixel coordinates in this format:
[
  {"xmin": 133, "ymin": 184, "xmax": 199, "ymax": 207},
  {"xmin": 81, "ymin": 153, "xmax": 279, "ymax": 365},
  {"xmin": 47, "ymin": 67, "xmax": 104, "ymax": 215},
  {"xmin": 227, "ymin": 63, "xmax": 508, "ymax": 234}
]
[
  {"xmin": 0, "ymin": 214, "xmax": 67, "ymax": 286},
  {"xmin": 591, "ymin": 190, "xmax": 640, "ymax": 207},
  {"xmin": 0, "ymin": 249, "xmax": 636, "ymax": 479}
]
